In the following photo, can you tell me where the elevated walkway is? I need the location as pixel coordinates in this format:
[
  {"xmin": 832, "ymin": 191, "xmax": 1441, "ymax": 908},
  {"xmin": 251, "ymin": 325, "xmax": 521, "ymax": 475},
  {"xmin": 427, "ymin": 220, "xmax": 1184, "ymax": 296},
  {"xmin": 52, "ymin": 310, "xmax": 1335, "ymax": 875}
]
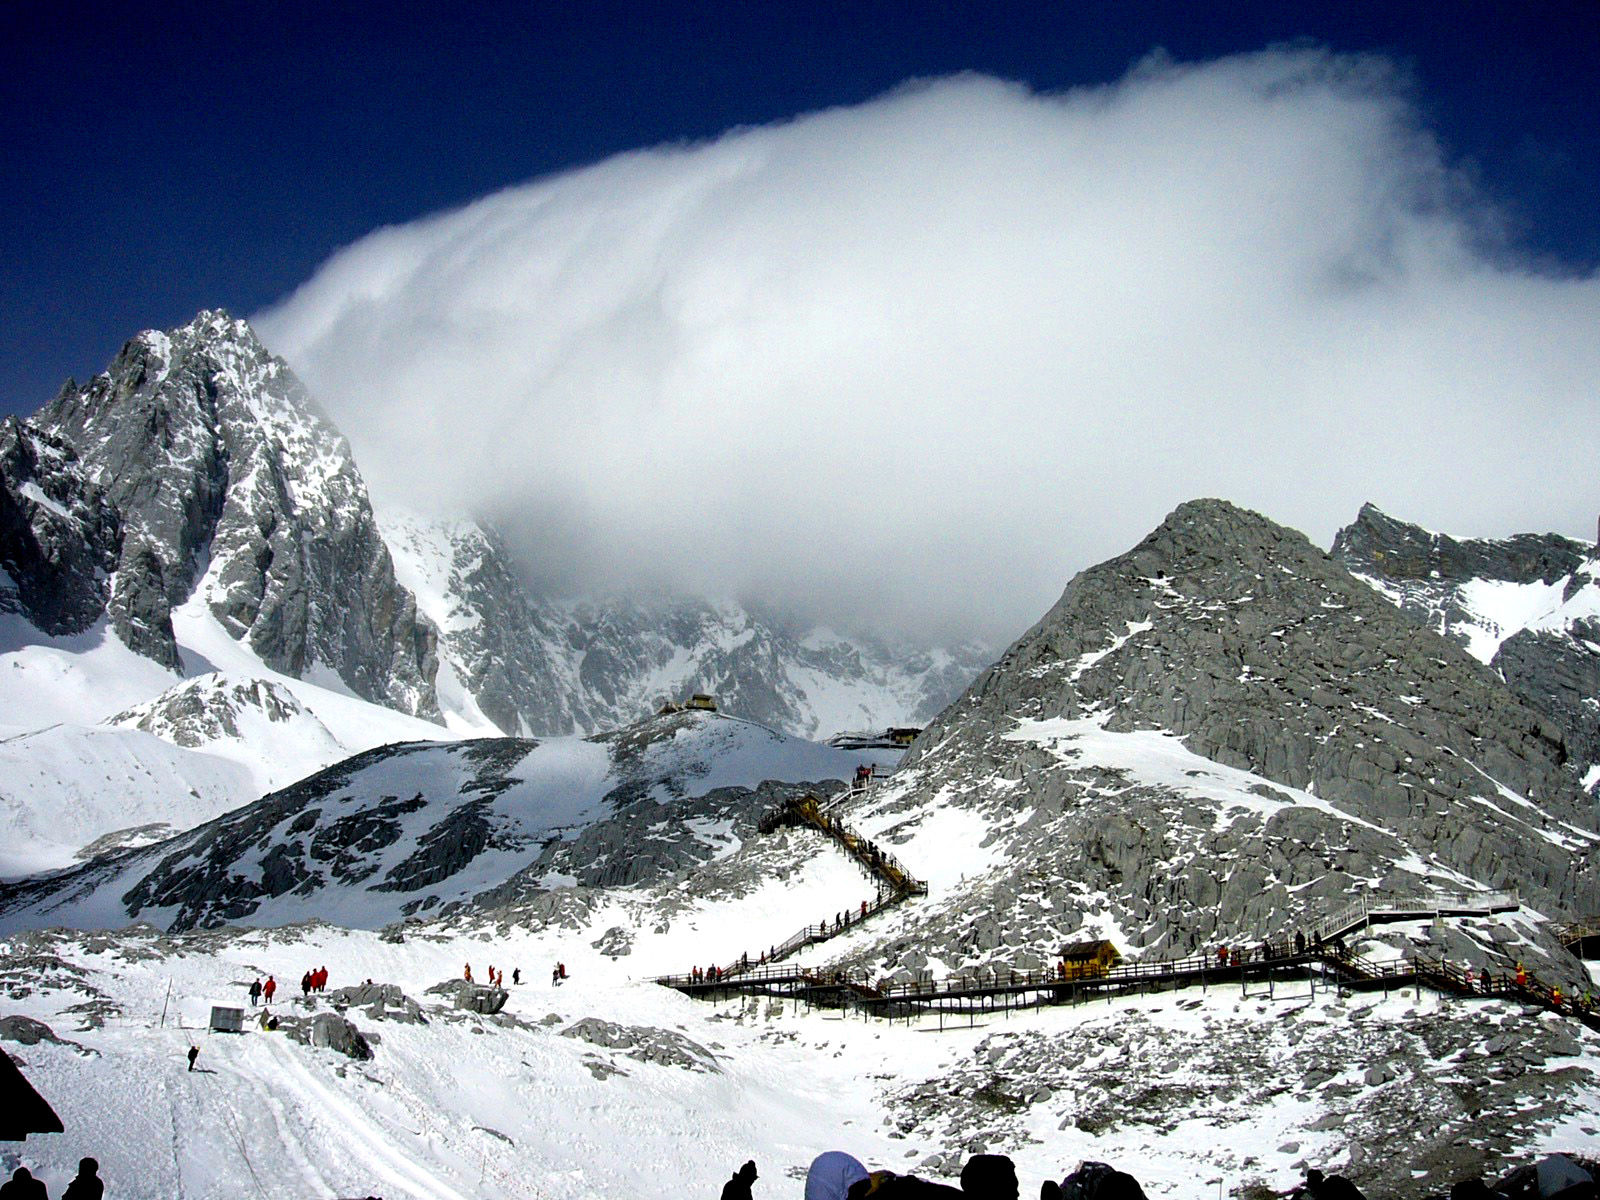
[
  {"xmin": 673, "ymin": 794, "xmax": 926, "ymax": 983},
  {"xmin": 656, "ymin": 798, "xmax": 1598, "ymax": 1032},
  {"xmin": 1555, "ymin": 920, "xmax": 1600, "ymax": 958}
]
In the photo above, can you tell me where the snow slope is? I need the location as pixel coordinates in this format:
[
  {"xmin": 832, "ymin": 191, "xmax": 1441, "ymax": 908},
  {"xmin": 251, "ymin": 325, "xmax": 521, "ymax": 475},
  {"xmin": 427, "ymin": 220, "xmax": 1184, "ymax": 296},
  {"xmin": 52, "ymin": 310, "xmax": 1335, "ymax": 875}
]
[
  {"xmin": 0, "ymin": 597, "xmax": 475, "ymax": 871},
  {"xmin": 0, "ymin": 712, "xmax": 902, "ymax": 934},
  {"xmin": 0, "ymin": 724, "xmax": 254, "ymax": 877},
  {"xmin": 3, "ymin": 843, "xmax": 1596, "ymax": 1200}
]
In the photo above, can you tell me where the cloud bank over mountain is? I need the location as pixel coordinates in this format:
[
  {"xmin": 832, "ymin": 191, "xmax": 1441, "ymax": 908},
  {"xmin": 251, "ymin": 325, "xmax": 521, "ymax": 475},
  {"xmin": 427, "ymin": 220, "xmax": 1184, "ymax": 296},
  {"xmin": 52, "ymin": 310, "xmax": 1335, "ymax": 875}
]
[{"xmin": 256, "ymin": 49, "xmax": 1600, "ymax": 644}]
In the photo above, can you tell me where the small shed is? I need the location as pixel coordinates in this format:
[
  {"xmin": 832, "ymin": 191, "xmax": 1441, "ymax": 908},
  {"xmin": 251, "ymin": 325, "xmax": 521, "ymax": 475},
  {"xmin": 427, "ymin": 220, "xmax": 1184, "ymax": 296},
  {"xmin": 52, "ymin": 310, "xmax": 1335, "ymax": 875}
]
[
  {"xmin": 209, "ymin": 1006, "xmax": 245, "ymax": 1033},
  {"xmin": 887, "ymin": 727, "xmax": 921, "ymax": 746},
  {"xmin": 1057, "ymin": 939, "xmax": 1121, "ymax": 980},
  {"xmin": 0, "ymin": 1052, "xmax": 63, "ymax": 1141},
  {"xmin": 686, "ymin": 693, "xmax": 718, "ymax": 711}
]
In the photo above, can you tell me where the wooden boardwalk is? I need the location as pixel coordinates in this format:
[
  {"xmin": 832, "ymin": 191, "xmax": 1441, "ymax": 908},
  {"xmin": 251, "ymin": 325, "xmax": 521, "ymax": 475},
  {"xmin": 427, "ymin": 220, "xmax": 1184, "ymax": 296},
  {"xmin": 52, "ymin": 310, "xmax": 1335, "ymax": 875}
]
[{"xmin": 657, "ymin": 793, "xmax": 1599, "ymax": 1031}]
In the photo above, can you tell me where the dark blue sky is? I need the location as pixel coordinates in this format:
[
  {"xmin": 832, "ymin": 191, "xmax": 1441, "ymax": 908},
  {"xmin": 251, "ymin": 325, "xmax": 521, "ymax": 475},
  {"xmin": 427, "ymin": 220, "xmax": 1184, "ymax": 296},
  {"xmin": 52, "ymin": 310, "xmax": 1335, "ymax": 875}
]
[{"xmin": 4, "ymin": 0, "xmax": 1597, "ymax": 417}]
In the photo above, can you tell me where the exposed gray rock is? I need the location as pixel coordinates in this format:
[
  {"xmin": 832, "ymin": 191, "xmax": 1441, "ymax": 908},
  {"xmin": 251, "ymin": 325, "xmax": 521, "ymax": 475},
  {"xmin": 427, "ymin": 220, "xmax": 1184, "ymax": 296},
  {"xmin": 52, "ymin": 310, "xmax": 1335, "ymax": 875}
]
[
  {"xmin": 1333, "ymin": 503, "xmax": 1600, "ymax": 786},
  {"xmin": 0, "ymin": 416, "xmax": 123, "ymax": 640},
  {"xmin": 0, "ymin": 1015, "xmax": 62, "ymax": 1046},
  {"xmin": 35, "ymin": 312, "xmax": 438, "ymax": 715},
  {"xmin": 840, "ymin": 500, "xmax": 1598, "ymax": 984},
  {"xmin": 591, "ymin": 925, "xmax": 634, "ymax": 957},
  {"xmin": 308, "ymin": 1011, "xmax": 372, "ymax": 1059},
  {"xmin": 324, "ymin": 983, "xmax": 427, "ymax": 1024},
  {"xmin": 559, "ymin": 1017, "xmax": 720, "ymax": 1072},
  {"xmin": 875, "ymin": 997, "xmax": 1597, "ymax": 1200}
]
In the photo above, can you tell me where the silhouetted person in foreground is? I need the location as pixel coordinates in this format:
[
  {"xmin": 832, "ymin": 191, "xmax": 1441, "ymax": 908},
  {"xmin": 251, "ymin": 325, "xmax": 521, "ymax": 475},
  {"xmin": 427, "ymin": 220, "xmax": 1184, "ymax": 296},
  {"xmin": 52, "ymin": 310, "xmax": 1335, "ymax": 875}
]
[
  {"xmin": 1302, "ymin": 1169, "xmax": 1367, "ymax": 1200},
  {"xmin": 722, "ymin": 1160, "xmax": 759, "ymax": 1200},
  {"xmin": 0, "ymin": 1166, "xmax": 48, "ymax": 1199},
  {"xmin": 961, "ymin": 1155, "xmax": 1018, "ymax": 1199},
  {"xmin": 187, "ymin": 1044, "xmax": 199, "ymax": 1071},
  {"xmin": 63, "ymin": 1158, "xmax": 104, "ymax": 1200}
]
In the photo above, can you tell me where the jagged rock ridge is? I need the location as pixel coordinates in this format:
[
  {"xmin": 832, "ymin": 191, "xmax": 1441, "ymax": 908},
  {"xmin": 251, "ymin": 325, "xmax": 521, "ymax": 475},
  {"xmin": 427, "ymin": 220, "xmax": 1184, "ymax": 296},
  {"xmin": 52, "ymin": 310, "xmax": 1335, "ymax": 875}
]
[
  {"xmin": 835, "ymin": 499, "xmax": 1598, "ymax": 988},
  {"xmin": 0, "ymin": 417, "xmax": 121, "ymax": 640},
  {"xmin": 29, "ymin": 311, "xmax": 438, "ymax": 716},
  {"xmin": 1332, "ymin": 502, "xmax": 1600, "ymax": 789}
]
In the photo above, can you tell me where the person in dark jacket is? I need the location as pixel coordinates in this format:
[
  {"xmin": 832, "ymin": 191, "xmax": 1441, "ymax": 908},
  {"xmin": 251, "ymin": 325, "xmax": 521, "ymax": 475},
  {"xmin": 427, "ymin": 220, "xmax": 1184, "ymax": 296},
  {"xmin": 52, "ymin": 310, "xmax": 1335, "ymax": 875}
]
[
  {"xmin": 0, "ymin": 1166, "xmax": 48, "ymax": 1198},
  {"xmin": 248, "ymin": 978, "xmax": 262, "ymax": 1006},
  {"xmin": 1044, "ymin": 1163, "xmax": 1146, "ymax": 1200},
  {"xmin": 1302, "ymin": 1169, "xmax": 1367, "ymax": 1200},
  {"xmin": 961, "ymin": 1155, "xmax": 1018, "ymax": 1199},
  {"xmin": 63, "ymin": 1157, "xmax": 104, "ymax": 1200},
  {"xmin": 187, "ymin": 1044, "xmax": 199, "ymax": 1071},
  {"xmin": 860, "ymin": 1175, "xmax": 964, "ymax": 1198},
  {"xmin": 722, "ymin": 1160, "xmax": 759, "ymax": 1200}
]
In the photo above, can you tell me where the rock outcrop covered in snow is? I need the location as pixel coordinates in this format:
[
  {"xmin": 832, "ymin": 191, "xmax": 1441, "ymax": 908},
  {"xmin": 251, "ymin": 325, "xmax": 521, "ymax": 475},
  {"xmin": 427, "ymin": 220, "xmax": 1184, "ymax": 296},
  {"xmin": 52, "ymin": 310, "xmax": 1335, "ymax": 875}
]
[
  {"xmin": 0, "ymin": 711, "xmax": 868, "ymax": 933},
  {"xmin": 839, "ymin": 499, "xmax": 1598, "ymax": 985},
  {"xmin": 31, "ymin": 311, "xmax": 439, "ymax": 716},
  {"xmin": 1332, "ymin": 502, "xmax": 1600, "ymax": 789},
  {"xmin": 383, "ymin": 510, "xmax": 987, "ymax": 739}
]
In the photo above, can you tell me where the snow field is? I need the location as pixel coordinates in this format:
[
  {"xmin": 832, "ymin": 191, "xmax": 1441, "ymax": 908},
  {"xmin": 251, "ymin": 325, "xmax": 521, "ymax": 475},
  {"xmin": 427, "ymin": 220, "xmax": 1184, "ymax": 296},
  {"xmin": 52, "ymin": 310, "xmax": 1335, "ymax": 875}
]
[{"xmin": 14, "ymin": 891, "xmax": 1593, "ymax": 1200}]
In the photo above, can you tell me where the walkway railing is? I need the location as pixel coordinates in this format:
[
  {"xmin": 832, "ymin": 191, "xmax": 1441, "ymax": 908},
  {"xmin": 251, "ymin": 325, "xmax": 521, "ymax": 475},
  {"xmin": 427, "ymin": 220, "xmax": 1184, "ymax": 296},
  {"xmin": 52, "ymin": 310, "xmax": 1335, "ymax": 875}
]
[{"xmin": 655, "ymin": 802, "xmax": 1588, "ymax": 1030}]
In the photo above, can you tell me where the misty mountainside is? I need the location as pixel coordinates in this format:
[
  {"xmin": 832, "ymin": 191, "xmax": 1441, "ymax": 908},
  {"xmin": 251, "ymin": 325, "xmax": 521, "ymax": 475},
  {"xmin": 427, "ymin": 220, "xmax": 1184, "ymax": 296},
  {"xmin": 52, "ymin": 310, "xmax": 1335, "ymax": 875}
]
[
  {"xmin": 2, "ymin": 310, "xmax": 982, "ymax": 743},
  {"xmin": 1, "ymin": 310, "xmax": 981, "ymax": 876},
  {"xmin": 1332, "ymin": 502, "xmax": 1600, "ymax": 792},
  {"xmin": 0, "ymin": 710, "xmax": 894, "ymax": 934},
  {"xmin": 805, "ymin": 499, "xmax": 1598, "ymax": 990},
  {"xmin": 381, "ymin": 511, "xmax": 988, "ymax": 740}
]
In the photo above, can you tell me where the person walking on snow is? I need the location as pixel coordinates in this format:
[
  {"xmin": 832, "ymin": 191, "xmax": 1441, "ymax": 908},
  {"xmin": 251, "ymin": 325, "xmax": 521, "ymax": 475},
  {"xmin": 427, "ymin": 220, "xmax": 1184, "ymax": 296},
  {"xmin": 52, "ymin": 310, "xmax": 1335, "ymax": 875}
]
[
  {"xmin": 248, "ymin": 978, "xmax": 262, "ymax": 1006},
  {"xmin": 187, "ymin": 1044, "xmax": 199, "ymax": 1071},
  {"xmin": 63, "ymin": 1157, "xmax": 104, "ymax": 1200},
  {"xmin": 721, "ymin": 1159, "xmax": 759, "ymax": 1200},
  {"xmin": 464, "ymin": 963, "xmax": 473, "ymax": 983},
  {"xmin": 262, "ymin": 975, "xmax": 276, "ymax": 1003},
  {"xmin": 301, "ymin": 971, "xmax": 312, "ymax": 997}
]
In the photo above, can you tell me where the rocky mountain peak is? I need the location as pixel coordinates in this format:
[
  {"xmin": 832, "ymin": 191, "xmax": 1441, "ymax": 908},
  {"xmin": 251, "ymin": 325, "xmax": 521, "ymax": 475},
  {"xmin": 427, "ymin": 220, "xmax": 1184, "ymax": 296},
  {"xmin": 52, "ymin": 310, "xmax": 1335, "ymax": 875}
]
[
  {"xmin": 1333, "ymin": 501, "xmax": 1592, "ymax": 588},
  {"xmin": 1332, "ymin": 502, "xmax": 1600, "ymax": 792},
  {"xmin": 865, "ymin": 499, "xmax": 1596, "ymax": 984},
  {"xmin": 28, "ymin": 311, "xmax": 439, "ymax": 716}
]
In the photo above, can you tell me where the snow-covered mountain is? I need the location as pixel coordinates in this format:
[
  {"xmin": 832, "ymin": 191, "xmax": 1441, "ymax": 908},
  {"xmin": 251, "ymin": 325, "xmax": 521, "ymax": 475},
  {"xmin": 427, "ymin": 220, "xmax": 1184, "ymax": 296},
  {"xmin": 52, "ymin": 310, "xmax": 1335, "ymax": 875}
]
[
  {"xmin": 3, "ymin": 497, "xmax": 1599, "ymax": 1200},
  {"xmin": 381, "ymin": 510, "xmax": 989, "ymax": 740},
  {"xmin": 1332, "ymin": 503, "xmax": 1600, "ymax": 792},
  {"xmin": 33, "ymin": 310, "xmax": 440, "ymax": 717},
  {"xmin": 816, "ymin": 499, "xmax": 1598, "ymax": 989},
  {"xmin": 1, "ymin": 312, "xmax": 982, "ymax": 870},
  {"xmin": 0, "ymin": 710, "xmax": 897, "ymax": 933}
]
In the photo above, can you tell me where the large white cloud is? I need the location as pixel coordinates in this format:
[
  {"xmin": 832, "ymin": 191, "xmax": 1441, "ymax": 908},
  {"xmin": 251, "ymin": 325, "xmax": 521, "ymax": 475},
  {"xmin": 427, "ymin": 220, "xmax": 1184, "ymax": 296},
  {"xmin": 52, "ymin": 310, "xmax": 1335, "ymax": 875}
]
[{"xmin": 256, "ymin": 50, "xmax": 1600, "ymax": 645}]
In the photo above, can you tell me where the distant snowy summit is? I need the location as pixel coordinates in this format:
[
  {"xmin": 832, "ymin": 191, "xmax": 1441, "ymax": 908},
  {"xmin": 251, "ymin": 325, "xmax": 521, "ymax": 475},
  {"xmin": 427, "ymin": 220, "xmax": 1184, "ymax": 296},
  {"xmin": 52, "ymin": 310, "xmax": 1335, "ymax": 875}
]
[
  {"xmin": 2, "ymin": 310, "xmax": 987, "ymax": 746},
  {"xmin": 4, "ymin": 310, "xmax": 439, "ymax": 715}
]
